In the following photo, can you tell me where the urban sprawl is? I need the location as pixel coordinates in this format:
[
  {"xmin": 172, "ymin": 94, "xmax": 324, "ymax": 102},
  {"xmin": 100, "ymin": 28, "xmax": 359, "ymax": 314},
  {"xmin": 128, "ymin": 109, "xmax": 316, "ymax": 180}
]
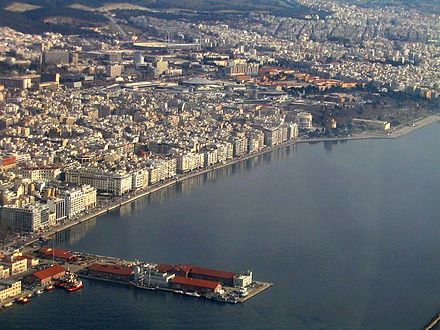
[{"xmin": 0, "ymin": 0, "xmax": 438, "ymax": 306}]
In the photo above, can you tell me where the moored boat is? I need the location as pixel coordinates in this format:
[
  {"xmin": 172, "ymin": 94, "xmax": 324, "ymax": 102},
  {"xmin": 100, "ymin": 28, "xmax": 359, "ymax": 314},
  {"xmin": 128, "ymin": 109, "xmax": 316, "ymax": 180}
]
[
  {"xmin": 16, "ymin": 297, "xmax": 30, "ymax": 304},
  {"xmin": 45, "ymin": 284, "xmax": 55, "ymax": 291},
  {"xmin": 55, "ymin": 272, "xmax": 84, "ymax": 292},
  {"xmin": 185, "ymin": 292, "xmax": 201, "ymax": 297},
  {"xmin": 65, "ymin": 280, "xmax": 84, "ymax": 292}
]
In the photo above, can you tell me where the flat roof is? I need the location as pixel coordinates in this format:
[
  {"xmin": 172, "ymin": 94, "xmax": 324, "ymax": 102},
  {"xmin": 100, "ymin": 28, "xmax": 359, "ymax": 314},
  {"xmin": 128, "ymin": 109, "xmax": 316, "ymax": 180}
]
[
  {"xmin": 172, "ymin": 276, "xmax": 221, "ymax": 290},
  {"xmin": 88, "ymin": 263, "xmax": 134, "ymax": 276},
  {"xmin": 190, "ymin": 266, "xmax": 236, "ymax": 280},
  {"xmin": 40, "ymin": 247, "xmax": 74, "ymax": 260}
]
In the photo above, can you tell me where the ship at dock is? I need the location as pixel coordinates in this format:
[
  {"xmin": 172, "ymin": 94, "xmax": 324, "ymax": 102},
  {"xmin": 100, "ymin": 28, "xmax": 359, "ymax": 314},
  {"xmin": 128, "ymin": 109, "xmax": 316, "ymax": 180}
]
[
  {"xmin": 78, "ymin": 258, "xmax": 271, "ymax": 304},
  {"xmin": 55, "ymin": 271, "xmax": 84, "ymax": 292},
  {"xmin": 25, "ymin": 248, "xmax": 273, "ymax": 306}
]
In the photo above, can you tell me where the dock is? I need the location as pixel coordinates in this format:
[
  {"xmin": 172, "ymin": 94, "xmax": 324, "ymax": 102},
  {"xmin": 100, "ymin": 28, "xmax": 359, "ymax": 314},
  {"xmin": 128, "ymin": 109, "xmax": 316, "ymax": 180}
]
[
  {"xmin": 423, "ymin": 312, "xmax": 440, "ymax": 330},
  {"xmin": 1, "ymin": 248, "xmax": 272, "ymax": 309}
]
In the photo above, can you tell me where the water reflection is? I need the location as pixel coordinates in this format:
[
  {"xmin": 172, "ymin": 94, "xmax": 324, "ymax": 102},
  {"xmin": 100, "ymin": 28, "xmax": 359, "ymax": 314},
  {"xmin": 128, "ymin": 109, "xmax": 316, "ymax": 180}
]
[
  {"xmin": 47, "ymin": 218, "xmax": 97, "ymax": 246},
  {"xmin": 106, "ymin": 145, "xmax": 295, "ymax": 214},
  {"xmin": 52, "ymin": 145, "xmax": 296, "ymax": 242},
  {"xmin": 324, "ymin": 141, "xmax": 338, "ymax": 152}
]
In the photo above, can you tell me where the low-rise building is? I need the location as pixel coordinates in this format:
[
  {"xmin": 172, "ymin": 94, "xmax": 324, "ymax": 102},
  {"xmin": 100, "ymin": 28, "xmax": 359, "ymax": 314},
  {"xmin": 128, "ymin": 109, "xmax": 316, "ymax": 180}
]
[
  {"xmin": 86, "ymin": 263, "xmax": 134, "ymax": 282},
  {"xmin": 297, "ymin": 112, "xmax": 313, "ymax": 129},
  {"xmin": 0, "ymin": 256, "xmax": 28, "ymax": 276},
  {"xmin": 171, "ymin": 276, "xmax": 222, "ymax": 294},
  {"xmin": 352, "ymin": 118, "xmax": 391, "ymax": 131},
  {"xmin": 0, "ymin": 280, "xmax": 21, "ymax": 301},
  {"xmin": 233, "ymin": 271, "xmax": 253, "ymax": 287},
  {"xmin": 26, "ymin": 264, "xmax": 66, "ymax": 286}
]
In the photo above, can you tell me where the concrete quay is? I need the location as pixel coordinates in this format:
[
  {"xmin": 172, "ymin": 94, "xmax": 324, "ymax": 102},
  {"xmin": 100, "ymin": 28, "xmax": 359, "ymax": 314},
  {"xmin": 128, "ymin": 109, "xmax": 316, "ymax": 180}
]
[
  {"xmin": 238, "ymin": 281, "xmax": 273, "ymax": 303},
  {"xmin": 34, "ymin": 251, "xmax": 272, "ymax": 305}
]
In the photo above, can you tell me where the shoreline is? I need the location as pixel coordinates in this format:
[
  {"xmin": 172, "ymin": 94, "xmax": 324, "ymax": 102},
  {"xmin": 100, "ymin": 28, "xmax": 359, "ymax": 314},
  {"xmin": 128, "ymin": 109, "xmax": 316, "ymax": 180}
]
[{"xmin": 9, "ymin": 114, "xmax": 440, "ymax": 250}]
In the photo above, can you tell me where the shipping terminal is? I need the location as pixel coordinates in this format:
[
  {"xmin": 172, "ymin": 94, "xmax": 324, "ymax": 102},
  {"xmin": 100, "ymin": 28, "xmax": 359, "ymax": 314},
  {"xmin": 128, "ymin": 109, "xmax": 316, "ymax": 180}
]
[{"xmin": 0, "ymin": 247, "xmax": 272, "ymax": 309}]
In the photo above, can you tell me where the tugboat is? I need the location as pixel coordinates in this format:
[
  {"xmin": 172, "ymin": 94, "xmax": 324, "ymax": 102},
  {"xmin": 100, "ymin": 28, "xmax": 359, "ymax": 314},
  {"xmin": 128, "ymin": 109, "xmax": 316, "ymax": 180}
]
[
  {"xmin": 55, "ymin": 272, "xmax": 84, "ymax": 292},
  {"xmin": 65, "ymin": 278, "xmax": 84, "ymax": 292}
]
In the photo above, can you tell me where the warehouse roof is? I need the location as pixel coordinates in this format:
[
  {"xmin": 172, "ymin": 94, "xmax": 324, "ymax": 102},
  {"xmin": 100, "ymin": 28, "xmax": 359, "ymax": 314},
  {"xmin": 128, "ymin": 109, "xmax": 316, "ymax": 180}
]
[
  {"xmin": 40, "ymin": 247, "xmax": 74, "ymax": 260},
  {"xmin": 190, "ymin": 266, "xmax": 236, "ymax": 280},
  {"xmin": 87, "ymin": 263, "xmax": 134, "ymax": 276},
  {"xmin": 171, "ymin": 276, "xmax": 221, "ymax": 290},
  {"xmin": 32, "ymin": 264, "xmax": 65, "ymax": 280}
]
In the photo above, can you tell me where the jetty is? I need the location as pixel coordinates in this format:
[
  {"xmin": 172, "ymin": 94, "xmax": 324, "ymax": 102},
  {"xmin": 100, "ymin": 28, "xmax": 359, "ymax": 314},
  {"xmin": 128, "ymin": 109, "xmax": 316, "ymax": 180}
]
[{"xmin": 0, "ymin": 248, "xmax": 273, "ymax": 308}]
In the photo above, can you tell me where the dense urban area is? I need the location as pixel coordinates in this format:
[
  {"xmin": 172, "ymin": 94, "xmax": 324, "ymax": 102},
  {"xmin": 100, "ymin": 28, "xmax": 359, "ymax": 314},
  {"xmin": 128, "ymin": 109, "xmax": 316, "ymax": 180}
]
[{"xmin": 0, "ymin": 0, "xmax": 438, "ymax": 313}]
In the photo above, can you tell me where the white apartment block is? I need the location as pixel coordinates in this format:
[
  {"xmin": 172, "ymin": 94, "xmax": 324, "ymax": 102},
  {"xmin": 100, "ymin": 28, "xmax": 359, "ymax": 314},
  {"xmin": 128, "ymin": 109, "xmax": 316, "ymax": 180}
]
[
  {"xmin": 18, "ymin": 167, "xmax": 61, "ymax": 181},
  {"xmin": 132, "ymin": 169, "xmax": 149, "ymax": 190},
  {"xmin": 66, "ymin": 168, "xmax": 132, "ymax": 196},
  {"xmin": 0, "ymin": 203, "xmax": 50, "ymax": 232}
]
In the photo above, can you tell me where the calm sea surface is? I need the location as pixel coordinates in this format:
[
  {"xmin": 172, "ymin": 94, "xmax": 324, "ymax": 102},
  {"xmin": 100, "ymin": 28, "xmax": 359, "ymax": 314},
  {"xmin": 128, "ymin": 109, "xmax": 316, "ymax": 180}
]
[{"xmin": 1, "ymin": 124, "xmax": 439, "ymax": 330}]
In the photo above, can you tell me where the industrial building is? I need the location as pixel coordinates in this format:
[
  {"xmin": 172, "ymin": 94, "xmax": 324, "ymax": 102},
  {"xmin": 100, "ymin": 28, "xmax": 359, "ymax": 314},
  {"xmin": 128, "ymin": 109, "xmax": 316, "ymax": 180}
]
[
  {"xmin": 189, "ymin": 266, "xmax": 236, "ymax": 286},
  {"xmin": 171, "ymin": 276, "xmax": 222, "ymax": 294},
  {"xmin": 39, "ymin": 247, "xmax": 77, "ymax": 263},
  {"xmin": 87, "ymin": 263, "xmax": 134, "ymax": 282},
  {"xmin": 26, "ymin": 264, "xmax": 66, "ymax": 286}
]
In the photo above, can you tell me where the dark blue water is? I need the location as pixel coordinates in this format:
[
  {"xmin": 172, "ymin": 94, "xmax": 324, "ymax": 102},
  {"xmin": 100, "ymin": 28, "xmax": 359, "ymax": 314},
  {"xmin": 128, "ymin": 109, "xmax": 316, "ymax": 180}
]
[{"xmin": 2, "ymin": 124, "xmax": 439, "ymax": 330}]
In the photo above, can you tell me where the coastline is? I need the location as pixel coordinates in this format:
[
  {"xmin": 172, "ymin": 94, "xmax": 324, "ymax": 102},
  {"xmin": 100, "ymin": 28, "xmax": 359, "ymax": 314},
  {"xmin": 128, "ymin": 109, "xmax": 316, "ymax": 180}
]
[{"xmin": 10, "ymin": 114, "xmax": 440, "ymax": 249}]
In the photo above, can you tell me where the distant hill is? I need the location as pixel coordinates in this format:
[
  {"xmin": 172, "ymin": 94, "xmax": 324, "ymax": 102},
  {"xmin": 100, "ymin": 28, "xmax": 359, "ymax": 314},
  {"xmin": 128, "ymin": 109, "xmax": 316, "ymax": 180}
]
[
  {"xmin": 341, "ymin": 0, "xmax": 439, "ymax": 14},
  {"xmin": 0, "ymin": 0, "xmax": 319, "ymax": 34}
]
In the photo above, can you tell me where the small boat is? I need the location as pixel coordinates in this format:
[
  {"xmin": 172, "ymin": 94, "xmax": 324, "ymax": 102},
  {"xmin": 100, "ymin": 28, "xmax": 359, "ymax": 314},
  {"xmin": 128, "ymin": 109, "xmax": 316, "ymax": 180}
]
[
  {"xmin": 27, "ymin": 293, "xmax": 33, "ymax": 298},
  {"xmin": 3, "ymin": 301, "xmax": 13, "ymax": 307},
  {"xmin": 36, "ymin": 289, "xmax": 44, "ymax": 295},
  {"xmin": 174, "ymin": 290, "xmax": 184, "ymax": 294},
  {"xmin": 45, "ymin": 284, "xmax": 55, "ymax": 291},
  {"xmin": 185, "ymin": 292, "xmax": 201, "ymax": 297},
  {"xmin": 16, "ymin": 297, "xmax": 30, "ymax": 304}
]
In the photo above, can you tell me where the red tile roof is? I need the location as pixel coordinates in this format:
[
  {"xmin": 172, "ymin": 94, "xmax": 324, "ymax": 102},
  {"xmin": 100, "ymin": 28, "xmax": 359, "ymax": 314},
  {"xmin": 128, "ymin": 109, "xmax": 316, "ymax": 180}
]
[
  {"xmin": 87, "ymin": 263, "xmax": 133, "ymax": 276},
  {"xmin": 171, "ymin": 276, "xmax": 221, "ymax": 290},
  {"xmin": 33, "ymin": 264, "xmax": 66, "ymax": 280},
  {"xmin": 40, "ymin": 247, "xmax": 74, "ymax": 260},
  {"xmin": 190, "ymin": 266, "xmax": 236, "ymax": 280}
]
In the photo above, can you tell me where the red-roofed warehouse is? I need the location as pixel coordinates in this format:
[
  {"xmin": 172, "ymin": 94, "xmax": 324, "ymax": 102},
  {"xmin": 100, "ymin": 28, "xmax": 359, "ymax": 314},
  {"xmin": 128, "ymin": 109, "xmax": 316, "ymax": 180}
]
[
  {"xmin": 189, "ymin": 266, "xmax": 236, "ymax": 286},
  {"xmin": 171, "ymin": 276, "xmax": 222, "ymax": 293},
  {"xmin": 87, "ymin": 263, "xmax": 134, "ymax": 282},
  {"xmin": 26, "ymin": 264, "xmax": 66, "ymax": 285}
]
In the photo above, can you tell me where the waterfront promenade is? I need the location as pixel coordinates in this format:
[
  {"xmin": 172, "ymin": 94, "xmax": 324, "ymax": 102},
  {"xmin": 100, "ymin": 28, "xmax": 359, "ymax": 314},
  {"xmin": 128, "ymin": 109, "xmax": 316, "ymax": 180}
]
[{"xmin": 6, "ymin": 114, "xmax": 439, "ymax": 250}]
